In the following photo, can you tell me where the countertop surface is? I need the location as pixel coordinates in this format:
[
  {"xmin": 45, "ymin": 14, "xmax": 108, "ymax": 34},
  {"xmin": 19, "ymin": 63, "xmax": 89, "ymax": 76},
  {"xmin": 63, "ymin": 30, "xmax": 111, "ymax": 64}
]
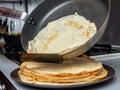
[{"xmin": 0, "ymin": 53, "xmax": 120, "ymax": 90}]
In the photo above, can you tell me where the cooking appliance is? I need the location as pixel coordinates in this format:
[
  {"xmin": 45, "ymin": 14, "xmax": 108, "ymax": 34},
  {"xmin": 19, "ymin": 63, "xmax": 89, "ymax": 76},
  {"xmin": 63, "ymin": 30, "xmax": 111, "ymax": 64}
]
[
  {"xmin": 0, "ymin": 0, "xmax": 110, "ymax": 62},
  {"xmin": 2, "ymin": 43, "xmax": 120, "ymax": 64},
  {"xmin": 0, "ymin": 70, "xmax": 17, "ymax": 90}
]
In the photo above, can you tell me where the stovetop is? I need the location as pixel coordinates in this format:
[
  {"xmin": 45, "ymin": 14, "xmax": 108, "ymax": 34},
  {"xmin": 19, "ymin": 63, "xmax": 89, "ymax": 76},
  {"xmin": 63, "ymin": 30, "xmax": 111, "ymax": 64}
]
[
  {"xmin": 85, "ymin": 44, "xmax": 120, "ymax": 56},
  {"xmin": 0, "ymin": 52, "xmax": 120, "ymax": 90},
  {"xmin": 2, "ymin": 43, "xmax": 120, "ymax": 64},
  {"xmin": 0, "ymin": 70, "xmax": 17, "ymax": 90}
]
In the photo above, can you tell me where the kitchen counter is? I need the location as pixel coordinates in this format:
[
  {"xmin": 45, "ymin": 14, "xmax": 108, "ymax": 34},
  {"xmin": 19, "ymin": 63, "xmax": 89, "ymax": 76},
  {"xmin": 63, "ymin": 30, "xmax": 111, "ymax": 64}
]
[{"xmin": 0, "ymin": 53, "xmax": 120, "ymax": 90}]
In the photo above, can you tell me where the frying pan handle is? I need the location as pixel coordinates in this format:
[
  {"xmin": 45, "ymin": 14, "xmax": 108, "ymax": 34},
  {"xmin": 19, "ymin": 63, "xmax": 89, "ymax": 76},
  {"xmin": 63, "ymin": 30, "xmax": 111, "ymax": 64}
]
[{"xmin": 0, "ymin": 7, "xmax": 28, "ymax": 21}]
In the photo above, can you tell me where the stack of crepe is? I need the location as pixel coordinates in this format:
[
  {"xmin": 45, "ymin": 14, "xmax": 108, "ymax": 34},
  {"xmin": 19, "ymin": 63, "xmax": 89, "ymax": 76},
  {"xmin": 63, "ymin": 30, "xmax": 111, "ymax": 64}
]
[
  {"xmin": 18, "ymin": 14, "xmax": 108, "ymax": 85},
  {"xmin": 18, "ymin": 56, "xmax": 108, "ymax": 84}
]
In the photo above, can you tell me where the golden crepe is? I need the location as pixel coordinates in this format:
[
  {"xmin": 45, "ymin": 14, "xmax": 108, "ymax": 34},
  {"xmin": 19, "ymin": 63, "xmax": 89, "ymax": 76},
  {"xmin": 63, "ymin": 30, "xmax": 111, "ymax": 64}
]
[
  {"xmin": 27, "ymin": 13, "xmax": 97, "ymax": 54},
  {"xmin": 18, "ymin": 56, "xmax": 108, "ymax": 85},
  {"xmin": 18, "ymin": 14, "xmax": 107, "ymax": 85}
]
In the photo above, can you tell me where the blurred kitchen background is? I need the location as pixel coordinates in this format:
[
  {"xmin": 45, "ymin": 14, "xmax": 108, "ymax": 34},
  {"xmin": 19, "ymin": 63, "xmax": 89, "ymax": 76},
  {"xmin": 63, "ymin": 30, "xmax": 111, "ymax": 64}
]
[
  {"xmin": 0, "ymin": 0, "xmax": 120, "ymax": 61},
  {"xmin": 0, "ymin": 0, "xmax": 44, "ymax": 35}
]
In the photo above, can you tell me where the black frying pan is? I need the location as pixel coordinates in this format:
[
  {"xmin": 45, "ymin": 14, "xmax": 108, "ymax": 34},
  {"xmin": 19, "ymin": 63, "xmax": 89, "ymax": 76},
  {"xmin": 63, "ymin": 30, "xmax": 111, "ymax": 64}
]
[{"xmin": 0, "ymin": 0, "xmax": 111, "ymax": 62}]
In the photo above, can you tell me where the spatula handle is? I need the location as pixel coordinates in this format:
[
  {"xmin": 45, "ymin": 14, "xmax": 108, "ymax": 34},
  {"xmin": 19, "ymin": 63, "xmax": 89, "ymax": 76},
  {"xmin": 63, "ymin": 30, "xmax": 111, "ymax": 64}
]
[{"xmin": 21, "ymin": 54, "xmax": 63, "ymax": 63}]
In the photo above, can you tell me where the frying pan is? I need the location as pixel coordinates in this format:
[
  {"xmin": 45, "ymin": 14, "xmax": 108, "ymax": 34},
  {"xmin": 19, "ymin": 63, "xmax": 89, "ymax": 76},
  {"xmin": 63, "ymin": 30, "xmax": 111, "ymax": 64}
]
[{"xmin": 0, "ymin": 0, "xmax": 111, "ymax": 62}]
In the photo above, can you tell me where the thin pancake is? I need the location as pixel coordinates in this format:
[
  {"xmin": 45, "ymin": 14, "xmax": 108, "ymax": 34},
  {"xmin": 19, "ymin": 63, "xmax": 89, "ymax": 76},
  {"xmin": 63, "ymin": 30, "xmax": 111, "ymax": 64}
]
[{"xmin": 27, "ymin": 13, "xmax": 97, "ymax": 54}]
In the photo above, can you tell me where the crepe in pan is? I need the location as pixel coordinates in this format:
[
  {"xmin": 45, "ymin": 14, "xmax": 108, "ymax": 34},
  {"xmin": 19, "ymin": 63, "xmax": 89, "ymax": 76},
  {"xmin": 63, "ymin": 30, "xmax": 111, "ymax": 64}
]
[{"xmin": 27, "ymin": 13, "xmax": 97, "ymax": 54}]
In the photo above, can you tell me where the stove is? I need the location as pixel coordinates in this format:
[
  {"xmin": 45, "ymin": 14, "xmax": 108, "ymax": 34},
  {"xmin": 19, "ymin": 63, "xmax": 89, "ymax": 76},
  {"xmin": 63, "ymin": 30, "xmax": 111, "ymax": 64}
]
[
  {"xmin": 3, "ymin": 43, "xmax": 24, "ymax": 63},
  {"xmin": 0, "ymin": 46, "xmax": 120, "ymax": 90},
  {"xmin": 2, "ymin": 43, "xmax": 120, "ymax": 64},
  {"xmin": 85, "ymin": 44, "xmax": 120, "ymax": 56},
  {"xmin": 0, "ymin": 70, "xmax": 17, "ymax": 90}
]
